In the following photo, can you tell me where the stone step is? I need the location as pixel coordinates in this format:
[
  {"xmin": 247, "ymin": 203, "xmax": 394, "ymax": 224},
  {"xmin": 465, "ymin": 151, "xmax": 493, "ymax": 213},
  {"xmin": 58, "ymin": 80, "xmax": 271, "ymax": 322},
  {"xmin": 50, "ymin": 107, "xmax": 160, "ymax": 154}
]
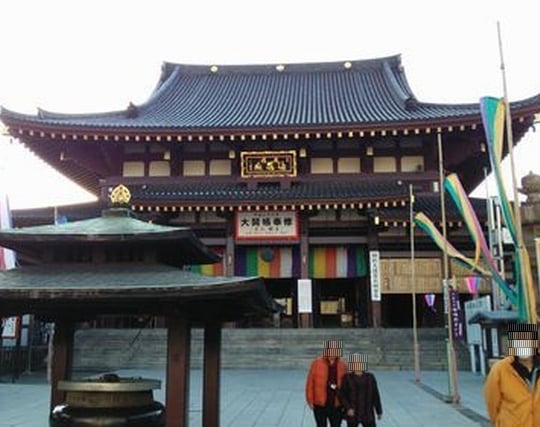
[{"xmin": 73, "ymin": 328, "xmax": 471, "ymax": 371}]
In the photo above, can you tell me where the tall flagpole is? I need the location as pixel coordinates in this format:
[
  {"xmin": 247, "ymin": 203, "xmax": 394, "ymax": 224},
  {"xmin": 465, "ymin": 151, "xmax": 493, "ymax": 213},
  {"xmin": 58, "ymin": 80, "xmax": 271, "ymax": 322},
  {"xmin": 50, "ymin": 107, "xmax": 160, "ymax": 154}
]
[
  {"xmin": 410, "ymin": 184, "xmax": 420, "ymax": 382},
  {"xmin": 437, "ymin": 130, "xmax": 460, "ymax": 403},
  {"xmin": 497, "ymin": 22, "xmax": 537, "ymax": 322}
]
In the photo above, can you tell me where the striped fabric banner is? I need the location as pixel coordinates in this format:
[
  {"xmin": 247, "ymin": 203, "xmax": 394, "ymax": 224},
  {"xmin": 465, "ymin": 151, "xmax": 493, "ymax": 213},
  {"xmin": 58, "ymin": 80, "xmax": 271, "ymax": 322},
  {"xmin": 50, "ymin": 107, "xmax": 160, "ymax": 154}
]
[
  {"xmin": 309, "ymin": 246, "xmax": 367, "ymax": 278},
  {"xmin": 235, "ymin": 246, "xmax": 300, "ymax": 278},
  {"xmin": 480, "ymin": 96, "xmax": 517, "ymax": 244},
  {"xmin": 190, "ymin": 247, "xmax": 225, "ymax": 276},
  {"xmin": 0, "ymin": 192, "xmax": 16, "ymax": 270}
]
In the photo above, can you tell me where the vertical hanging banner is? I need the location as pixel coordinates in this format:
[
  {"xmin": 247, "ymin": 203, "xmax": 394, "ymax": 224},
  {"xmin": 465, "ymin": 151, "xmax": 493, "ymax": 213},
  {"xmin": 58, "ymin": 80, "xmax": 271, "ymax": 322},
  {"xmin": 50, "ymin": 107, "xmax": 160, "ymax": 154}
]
[
  {"xmin": 536, "ymin": 238, "xmax": 540, "ymax": 294},
  {"xmin": 369, "ymin": 251, "xmax": 381, "ymax": 301},
  {"xmin": 1, "ymin": 192, "xmax": 19, "ymax": 342},
  {"xmin": 297, "ymin": 279, "xmax": 312, "ymax": 313},
  {"xmin": 450, "ymin": 288, "xmax": 464, "ymax": 341}
]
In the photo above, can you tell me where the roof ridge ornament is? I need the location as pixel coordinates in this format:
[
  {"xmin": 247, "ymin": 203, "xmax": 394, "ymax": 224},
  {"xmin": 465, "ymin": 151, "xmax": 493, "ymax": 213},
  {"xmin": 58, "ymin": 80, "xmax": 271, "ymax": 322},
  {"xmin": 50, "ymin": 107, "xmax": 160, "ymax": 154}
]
[
  {"xmin": 109, "ymin": 184, "xmax": 132, "ymax": 206},
  {"xmin": 126, "ymin": 102, "xmax": 139, "ymax": 118}
]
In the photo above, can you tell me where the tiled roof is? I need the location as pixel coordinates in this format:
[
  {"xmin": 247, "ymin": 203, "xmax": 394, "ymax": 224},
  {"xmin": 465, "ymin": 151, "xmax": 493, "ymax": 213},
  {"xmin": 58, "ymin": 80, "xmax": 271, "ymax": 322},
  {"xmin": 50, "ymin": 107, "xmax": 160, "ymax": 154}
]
[
  {"xmin": 0, "ymin": 263, "xmax": 278, "ymax": 320},
  {"xmin": 0, "ymin": 263, "xmax": 247, "ymax": 289},
  {"xmin": 2, "ymin": 55, "xmax": 539, "ymax": 132},
  {"xmin": 377, "ymin": 194, "xmax": 488, "ymax": 223},
  {"xmin": 130, "ymin": 179, "xmax": 409, "ymax": 206},
  {"xmin": 0, "ymin": 208, "xmax": 219, "ymax": 265}
]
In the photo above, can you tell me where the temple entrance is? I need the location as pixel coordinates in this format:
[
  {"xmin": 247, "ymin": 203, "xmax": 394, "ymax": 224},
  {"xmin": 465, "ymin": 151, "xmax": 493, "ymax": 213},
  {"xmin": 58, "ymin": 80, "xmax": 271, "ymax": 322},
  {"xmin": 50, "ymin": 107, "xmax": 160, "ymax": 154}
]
[
  {"xmin": 264, "ymin": 278, "xmax": 296, "ymax": 328},
  {"xmin": 313, "ymin": 278, "xmax": 369, "ymax": 328}
]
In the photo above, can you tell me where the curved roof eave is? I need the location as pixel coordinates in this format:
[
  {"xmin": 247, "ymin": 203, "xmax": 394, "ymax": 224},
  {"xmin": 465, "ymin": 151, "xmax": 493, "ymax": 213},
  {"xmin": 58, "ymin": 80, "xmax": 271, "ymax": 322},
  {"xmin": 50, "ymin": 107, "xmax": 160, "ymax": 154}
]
[
  {"xmin": 1, "ymin": 55, "xmax": 539, "ymax": 135},
  {"xmin": 2, "ymin": 102, "xmax": 537, "ymax": 136},
  {"xmin": 0, "ymin": 208, "xmax": 221, "ymax": 264},
  {"xmin": 0, "ymin": 264, "xmax": 278, "ymax": 320}
]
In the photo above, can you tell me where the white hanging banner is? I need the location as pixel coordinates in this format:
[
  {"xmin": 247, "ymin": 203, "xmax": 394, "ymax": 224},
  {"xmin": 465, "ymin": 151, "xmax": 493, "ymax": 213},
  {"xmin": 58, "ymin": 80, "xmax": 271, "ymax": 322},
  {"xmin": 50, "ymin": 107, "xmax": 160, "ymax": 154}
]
[
  {"xmin": 369, "ymin": 251, "xmax": 381, "ymax": 301},
  {"xmin": 1, "ymin": 316, "xmax": 19, "ymax": 339},
  {"xmin": 297, "ymin": 279, "xmax": 312, "ymax": 313}
]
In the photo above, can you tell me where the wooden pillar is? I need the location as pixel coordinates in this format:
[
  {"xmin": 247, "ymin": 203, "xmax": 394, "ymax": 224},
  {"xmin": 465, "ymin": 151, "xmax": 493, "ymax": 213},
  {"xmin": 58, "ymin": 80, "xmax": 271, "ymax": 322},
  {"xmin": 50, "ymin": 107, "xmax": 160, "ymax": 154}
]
[
  {"xmin": 165, "ymin": 316, "xmax": 191, "ymax": 427},
  {"xmin": 299, "ymin": 213, "xmax": 312, "ymax": 328},
  {"xmin": 203, "ymin": 322, "xmax": 221, "ymax": 427},
  {"xmin": 50, "ymin": 320, "xmax": 74, "ymax": 411},
  {"xmin": 225, "ymin": 218, "xmax": 235, "ymax": 277}
]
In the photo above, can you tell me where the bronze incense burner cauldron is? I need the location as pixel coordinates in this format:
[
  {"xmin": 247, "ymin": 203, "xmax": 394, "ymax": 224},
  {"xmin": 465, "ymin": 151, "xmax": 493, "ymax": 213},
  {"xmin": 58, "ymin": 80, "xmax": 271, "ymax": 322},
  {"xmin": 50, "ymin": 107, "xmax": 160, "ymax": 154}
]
[{"xmin": 50, "ymin": 373, "xmax": 165, "ymax": 426}]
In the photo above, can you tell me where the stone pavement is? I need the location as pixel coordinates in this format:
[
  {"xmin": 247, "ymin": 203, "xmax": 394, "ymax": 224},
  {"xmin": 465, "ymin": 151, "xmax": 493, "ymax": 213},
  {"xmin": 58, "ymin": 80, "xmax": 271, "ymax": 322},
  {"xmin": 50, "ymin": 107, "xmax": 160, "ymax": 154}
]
[{"xmin": 0, "ymin": 369, "xmax": 490, "ymax": 427}]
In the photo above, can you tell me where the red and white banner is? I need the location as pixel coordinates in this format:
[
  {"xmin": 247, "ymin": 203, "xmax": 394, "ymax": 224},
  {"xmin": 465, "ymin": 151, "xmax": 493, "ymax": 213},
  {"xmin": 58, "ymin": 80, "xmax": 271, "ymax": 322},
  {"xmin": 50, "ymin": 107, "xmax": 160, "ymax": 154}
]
[{"xmin": 0, "ymin": 192, "xmax": 16, "ymax": 270}]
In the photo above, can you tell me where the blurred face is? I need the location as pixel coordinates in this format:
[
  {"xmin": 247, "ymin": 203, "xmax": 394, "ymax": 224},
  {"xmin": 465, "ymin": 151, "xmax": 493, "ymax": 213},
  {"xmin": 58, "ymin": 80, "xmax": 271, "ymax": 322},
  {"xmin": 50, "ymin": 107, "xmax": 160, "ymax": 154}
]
[
  {"xmin": 350, "ymin": 362, "xmax": 367, "ymax": 373},
  {"xmin": 323, "ymin": 348, "xmax": 342, "ymax": 360},
  {"xmin": 508, "ymin": 331, "xmax": 538, "ymax": 358}
]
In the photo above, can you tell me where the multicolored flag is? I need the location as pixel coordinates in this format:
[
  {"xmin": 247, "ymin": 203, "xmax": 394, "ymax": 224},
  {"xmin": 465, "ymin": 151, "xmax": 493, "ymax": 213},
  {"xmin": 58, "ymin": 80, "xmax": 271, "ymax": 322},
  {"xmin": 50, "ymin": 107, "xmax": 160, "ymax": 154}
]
[
  {"xmin": 442, "ymin": 174, "xmax": 516, "ymax": 302},
  {"xmin": 414, "ymin": 96, "xmax": 537, "ymax": 323},
  {"xmin": 480, "ymin": 96, "xmax": 537, "ymax": 323},
  {"xmin": 0, "ymin": 192, "xmax": 15, "ymax": 270},
  {"xmin": 479, "ymin": 97, "xmax": 517, "ymax": 244},
  {"xmin": 414, "ymin": 210, "xmax": 517, "ymax": 307}
]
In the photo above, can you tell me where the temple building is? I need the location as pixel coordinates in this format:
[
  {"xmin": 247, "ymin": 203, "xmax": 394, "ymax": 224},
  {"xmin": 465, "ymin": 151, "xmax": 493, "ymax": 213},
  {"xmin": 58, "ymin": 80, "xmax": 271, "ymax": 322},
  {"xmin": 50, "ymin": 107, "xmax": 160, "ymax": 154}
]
[{"xmin": 2, "ymin": 54, "xmax": 540, "ymax": 329}]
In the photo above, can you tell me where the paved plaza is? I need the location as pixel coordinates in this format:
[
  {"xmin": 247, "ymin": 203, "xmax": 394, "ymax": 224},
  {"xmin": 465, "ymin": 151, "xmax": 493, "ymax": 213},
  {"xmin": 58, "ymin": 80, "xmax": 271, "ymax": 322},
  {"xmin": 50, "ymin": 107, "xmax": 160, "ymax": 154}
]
[{"xmin": 0, "ymin": 368, "xmax": 490, "ymax": 427}]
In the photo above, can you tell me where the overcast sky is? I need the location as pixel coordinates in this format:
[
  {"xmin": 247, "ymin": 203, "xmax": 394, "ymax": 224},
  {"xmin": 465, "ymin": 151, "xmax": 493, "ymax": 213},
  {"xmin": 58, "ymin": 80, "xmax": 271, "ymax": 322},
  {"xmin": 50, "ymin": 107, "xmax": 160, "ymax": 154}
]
[{"xmin": 1, "ymin": 0, "xmax": 539, "ymax": 209}]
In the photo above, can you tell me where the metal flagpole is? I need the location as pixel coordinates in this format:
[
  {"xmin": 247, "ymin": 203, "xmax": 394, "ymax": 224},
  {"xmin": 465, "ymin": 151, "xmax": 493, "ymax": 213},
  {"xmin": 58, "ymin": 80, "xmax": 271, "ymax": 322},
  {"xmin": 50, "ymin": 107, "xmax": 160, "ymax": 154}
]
[
  {"xmin": 497, "ymin": 22, "xmax": 537, "ymax": 323},
  {"xmin": 437, "ymin": 129, "xmax": 460, "ymax": 403},
  {"xmin": 410, "ymin": 184, "xmax": 420, "ymax": 382}
]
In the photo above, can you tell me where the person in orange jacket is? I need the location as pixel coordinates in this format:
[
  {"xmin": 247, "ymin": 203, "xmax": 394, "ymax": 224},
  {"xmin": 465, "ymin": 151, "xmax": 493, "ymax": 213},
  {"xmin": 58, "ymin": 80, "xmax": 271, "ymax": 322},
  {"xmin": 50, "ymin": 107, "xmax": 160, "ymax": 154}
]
[
  {"xmin": 483, "ymin": 322, "xmax": 540, "ymax": 427},
  {"xmin": 306, "ymin": 340, "xmax": 348, "ymax": 427}
]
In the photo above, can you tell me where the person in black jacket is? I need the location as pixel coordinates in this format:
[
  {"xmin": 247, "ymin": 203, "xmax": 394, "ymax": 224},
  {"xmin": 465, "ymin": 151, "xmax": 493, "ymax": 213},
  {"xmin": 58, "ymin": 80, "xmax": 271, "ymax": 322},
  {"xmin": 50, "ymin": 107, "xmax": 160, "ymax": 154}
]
[{"xmin": 339, "ymin": 353, "xmax": 382, "ymax": 427}]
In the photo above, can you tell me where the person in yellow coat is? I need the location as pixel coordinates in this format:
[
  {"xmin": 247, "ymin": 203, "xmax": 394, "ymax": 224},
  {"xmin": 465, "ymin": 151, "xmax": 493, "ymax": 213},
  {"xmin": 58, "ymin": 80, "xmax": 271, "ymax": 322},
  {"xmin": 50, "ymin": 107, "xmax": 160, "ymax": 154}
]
[{"xmin": 483, "ymin": 322, "xmax": 540, "ymax": 426}]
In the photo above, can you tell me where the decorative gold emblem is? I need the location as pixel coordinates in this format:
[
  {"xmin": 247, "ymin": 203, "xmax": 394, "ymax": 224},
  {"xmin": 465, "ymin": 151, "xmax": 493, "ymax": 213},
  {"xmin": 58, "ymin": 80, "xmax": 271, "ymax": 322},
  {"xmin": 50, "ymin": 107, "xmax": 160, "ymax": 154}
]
[
  {"xmin": 109, "ymin": 184, "xmax": 131, "ymax": 205},
  {"xmin": 241, "ymin": 150, "xmax": 297, "ymax": 178}
]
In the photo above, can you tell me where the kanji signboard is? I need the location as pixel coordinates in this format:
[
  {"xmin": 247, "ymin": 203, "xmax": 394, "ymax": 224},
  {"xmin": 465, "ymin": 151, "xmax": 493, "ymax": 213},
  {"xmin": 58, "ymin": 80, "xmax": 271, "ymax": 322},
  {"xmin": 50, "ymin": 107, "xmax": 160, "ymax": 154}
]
[{"xmin": 235, "ymin": 211, "xmax": 299, "ymax": 241}]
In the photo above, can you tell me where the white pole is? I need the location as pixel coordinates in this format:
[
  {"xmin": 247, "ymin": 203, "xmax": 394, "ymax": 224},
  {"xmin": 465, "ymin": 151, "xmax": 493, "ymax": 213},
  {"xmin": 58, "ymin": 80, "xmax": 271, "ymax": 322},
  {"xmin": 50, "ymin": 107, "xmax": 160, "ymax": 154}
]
[{"xmin": 410, "ymin": 184, "xmax": 420, "ymax": 382}]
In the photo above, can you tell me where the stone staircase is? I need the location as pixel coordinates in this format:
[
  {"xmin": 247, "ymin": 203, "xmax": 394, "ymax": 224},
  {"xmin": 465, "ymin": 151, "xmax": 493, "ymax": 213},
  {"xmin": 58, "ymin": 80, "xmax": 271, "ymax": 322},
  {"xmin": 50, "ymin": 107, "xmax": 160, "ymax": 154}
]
[{"xmin": 73, "ymin": 328, "xmax": 471, "ymax": 372}]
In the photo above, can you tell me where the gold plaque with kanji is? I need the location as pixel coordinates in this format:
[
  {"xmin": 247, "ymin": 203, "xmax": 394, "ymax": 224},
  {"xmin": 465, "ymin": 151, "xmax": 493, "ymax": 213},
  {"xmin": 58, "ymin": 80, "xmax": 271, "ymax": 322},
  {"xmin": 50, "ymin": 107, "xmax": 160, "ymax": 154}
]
[{"xmin": 241, "ymin": 150, "xmax": 297, "ymax": 178}]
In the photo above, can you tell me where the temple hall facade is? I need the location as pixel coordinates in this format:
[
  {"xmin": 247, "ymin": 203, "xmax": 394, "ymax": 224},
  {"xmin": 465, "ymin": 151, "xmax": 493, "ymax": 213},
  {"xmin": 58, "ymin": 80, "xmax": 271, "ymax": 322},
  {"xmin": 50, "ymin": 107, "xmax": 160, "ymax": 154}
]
[{"xmin": 3, "ymin": 55, "xmax": 540, "ymax": 328}]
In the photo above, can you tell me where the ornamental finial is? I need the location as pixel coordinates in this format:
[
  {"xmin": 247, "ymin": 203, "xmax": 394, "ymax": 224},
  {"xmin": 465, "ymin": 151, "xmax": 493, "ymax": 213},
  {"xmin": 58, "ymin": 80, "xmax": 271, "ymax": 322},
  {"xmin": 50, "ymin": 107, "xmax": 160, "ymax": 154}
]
[{"xmin": 109, "ymin": 184, "xmax": 131, "ymax": 206}]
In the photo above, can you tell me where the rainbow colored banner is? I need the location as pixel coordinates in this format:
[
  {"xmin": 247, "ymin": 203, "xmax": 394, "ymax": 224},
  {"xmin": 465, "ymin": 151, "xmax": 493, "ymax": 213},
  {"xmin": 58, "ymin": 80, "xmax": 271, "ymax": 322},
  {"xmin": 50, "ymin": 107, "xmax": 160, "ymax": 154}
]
[
  {"xmin": 309, "ymin": 246, "xmax": 367, "ymax": 278},
  {"xmin": 414, "ymin": 213, "xmax": 490, "ymax": 275},
  {"xmin": 443, "ymin": 174, "xmax": 515, "ymax": 301},
  {"xmin": 235, "ymin": 246, "xmax": 301, "ymax": 278},
  {"xmin": 480, "ymin": 96, "xmax": 537, "ymax": 323},
  {"xmin": 190, "ymin": 247, "xmax": 225, "ymax": 276},
  {"xmin": 414, "ymin": 210, "xmax": 516, "ymax": 306},
  {"xmin": 479, "ymin": 96, "xmax": 517, "ymax": 243}
]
